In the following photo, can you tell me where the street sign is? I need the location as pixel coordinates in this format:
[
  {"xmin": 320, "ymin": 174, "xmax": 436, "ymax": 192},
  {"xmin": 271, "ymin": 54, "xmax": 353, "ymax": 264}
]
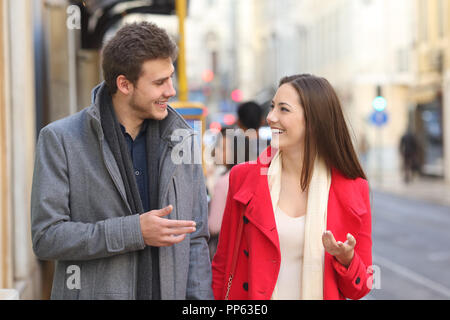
[{"xmin": 370, "ymin": 110, "xmax": 389, "ymax": 127}]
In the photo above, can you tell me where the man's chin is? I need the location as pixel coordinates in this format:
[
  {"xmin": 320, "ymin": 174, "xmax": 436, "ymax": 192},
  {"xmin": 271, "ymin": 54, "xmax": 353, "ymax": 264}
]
[{"xmin": 147, "ymin": 109, "xmax": 168, "ymax": 121}]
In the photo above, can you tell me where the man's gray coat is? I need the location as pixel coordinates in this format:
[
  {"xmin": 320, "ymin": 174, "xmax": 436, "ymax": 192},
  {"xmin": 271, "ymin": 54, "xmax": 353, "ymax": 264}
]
[{"xmin": 31, "ymin": 83, "xmax": 213, "ymax": 299}]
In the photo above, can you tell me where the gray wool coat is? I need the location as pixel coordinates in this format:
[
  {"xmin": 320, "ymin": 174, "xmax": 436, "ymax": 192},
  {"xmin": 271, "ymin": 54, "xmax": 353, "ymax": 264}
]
[{"xmin": 31, "ymin": 83, "xmax": 213, "ymax": 300}]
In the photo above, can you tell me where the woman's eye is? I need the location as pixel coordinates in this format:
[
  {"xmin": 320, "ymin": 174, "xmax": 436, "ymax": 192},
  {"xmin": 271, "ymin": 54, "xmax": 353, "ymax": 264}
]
[
  {"xmin": 281, "ymin": 107, "xmax": 289, "ymax": 112},
  {"xmin": 270, "ymin": 104, "xmax": 275, "ymax": 109}
]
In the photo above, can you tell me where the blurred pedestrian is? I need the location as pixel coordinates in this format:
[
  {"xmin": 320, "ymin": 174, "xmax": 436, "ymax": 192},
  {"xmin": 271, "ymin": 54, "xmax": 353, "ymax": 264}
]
[
  {"xmin": 399, "ymin": 129, "xmax": 419, "ymax": 183},
  {"xmin": 212, "ymin": 74, "xmax": 373, "ymax": 300},
  {"xmin": 31, "ymin": 22, "xmax": 213, "ymax": 300},
  {"xmin": 208, "ymin": 127, "xmax": 239, "ymax": 260},
  {"xmin": 236, "ymin": 101, "xmax": 268, "ymax": 162},
  {"xmin": 358, "ymin": 133, "xmax": 369, "ymax": 170}
]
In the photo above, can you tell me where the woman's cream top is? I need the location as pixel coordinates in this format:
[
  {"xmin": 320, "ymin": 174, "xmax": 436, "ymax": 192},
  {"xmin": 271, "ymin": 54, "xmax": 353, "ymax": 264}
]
[{"xmin": 271, "ymin": 206, "xmax": 305, "ymax": 300}]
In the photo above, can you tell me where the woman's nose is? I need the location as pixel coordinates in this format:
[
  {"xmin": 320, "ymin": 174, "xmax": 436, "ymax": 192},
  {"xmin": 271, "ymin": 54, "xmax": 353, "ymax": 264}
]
[{"xmin": 266, "ymin": 110, "xmax": 277, "ymax": 124}]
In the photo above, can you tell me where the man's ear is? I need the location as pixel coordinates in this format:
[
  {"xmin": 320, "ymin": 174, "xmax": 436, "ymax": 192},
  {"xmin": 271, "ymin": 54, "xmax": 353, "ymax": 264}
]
[{"xmin": 116, "ymin": 75, "xmax": 133, "ymax": 95}]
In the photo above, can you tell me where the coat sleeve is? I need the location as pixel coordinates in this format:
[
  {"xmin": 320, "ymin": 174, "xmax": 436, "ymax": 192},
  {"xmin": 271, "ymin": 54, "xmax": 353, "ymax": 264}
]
[
  {"xmin": 31, "ymin": 126, "xmax": 145, "ymax": 261},
  {"xmin": 331, "ymin": 178, "xmax": 373, "ymax": 300},
  {"xmin": 186, "ymin": 135, "xmax": 214, "ymax": 300}
]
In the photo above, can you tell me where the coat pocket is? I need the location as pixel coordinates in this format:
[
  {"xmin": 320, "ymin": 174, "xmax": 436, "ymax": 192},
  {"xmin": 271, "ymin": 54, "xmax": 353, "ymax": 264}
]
[{"xmin": 93, "ymin": 254, "xmax": 134, "ymax": 297}]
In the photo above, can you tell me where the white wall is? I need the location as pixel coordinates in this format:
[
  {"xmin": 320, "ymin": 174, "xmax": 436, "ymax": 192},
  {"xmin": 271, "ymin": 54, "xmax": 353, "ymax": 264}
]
[{"xmin": 5, "ymin": 0, "xmax": 41, "ymax": 299}]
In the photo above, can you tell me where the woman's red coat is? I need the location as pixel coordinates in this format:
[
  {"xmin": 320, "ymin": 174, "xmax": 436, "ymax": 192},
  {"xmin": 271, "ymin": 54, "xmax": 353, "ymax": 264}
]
[{"xmin": 211, "ymin": 148, "xmax": 373, "ymax": 300}]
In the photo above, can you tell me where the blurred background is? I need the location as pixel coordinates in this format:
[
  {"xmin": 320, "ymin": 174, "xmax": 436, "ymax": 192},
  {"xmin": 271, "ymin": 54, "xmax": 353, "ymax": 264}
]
[{"xmin": 0, "ymin": 0, "xmax": 449, "ymax": 300}]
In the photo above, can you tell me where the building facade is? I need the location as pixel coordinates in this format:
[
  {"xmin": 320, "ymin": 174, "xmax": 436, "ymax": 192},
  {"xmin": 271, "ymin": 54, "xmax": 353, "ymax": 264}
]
[
  {"xmin": 1, "ymin": 0, "xmax": 44, "ymax": 299},
  {"xmin": 412, "ymin": 0, "xmax": 449, "ymax": 180},
  {"xmin": 295, "ymin": 0, "xmax": 418, "ymax": 181}
]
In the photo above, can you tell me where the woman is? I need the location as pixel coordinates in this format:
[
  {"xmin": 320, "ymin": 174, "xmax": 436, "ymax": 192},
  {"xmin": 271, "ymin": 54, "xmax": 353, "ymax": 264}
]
[
  {"xmin": 211, "ymin": 74, "xmax": 373, "ymax": 300},
  {"xmin": 208, "ymin": 127, "xmax": 239, "ymax": 260}
]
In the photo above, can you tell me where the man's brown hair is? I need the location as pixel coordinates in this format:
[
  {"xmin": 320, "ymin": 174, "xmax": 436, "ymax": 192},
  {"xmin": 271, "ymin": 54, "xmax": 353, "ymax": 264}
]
[
  {"xmin": 279, "ymin": 74, "xmax": 367, "ymax": 191},
  {"xmin": 102, "ymin": 22, "xmax": 178, "ymax": 94}
]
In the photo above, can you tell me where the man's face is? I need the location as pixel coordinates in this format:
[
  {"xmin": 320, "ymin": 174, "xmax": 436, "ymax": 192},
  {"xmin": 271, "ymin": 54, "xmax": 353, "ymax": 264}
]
[{"xmin": 128, "ymin": 57, "xmax": 176, "ymax": 121}]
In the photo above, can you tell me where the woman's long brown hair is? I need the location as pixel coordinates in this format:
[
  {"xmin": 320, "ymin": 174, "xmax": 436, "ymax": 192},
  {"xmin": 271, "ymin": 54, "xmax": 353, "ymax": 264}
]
[{"xmin": 279, "ymin": 74, "xmax": 367, "ymax": 191}]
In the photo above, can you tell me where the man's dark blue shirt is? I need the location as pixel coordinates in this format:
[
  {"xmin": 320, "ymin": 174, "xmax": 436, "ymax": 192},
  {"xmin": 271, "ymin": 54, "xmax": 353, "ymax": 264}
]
[{"xmin": 120, "ymin": 120, "xmax": 150, "ymax": 212}]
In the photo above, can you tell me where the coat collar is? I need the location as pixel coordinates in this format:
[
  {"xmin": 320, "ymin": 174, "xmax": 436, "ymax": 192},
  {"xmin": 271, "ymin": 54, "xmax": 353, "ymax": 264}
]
[
  {"xmin": 232, "ymin": 146, "xmax": 276, "ymax": 205},
  {"xmin": 232, "ymin": 147, "xmax": 279, "ymax": 247}
]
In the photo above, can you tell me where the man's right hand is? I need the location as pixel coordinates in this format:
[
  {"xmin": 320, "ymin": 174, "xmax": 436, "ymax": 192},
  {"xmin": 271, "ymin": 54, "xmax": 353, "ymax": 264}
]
[{"xmin": 139, "ymin": 205, "xmax": 196, "ymax": 247}]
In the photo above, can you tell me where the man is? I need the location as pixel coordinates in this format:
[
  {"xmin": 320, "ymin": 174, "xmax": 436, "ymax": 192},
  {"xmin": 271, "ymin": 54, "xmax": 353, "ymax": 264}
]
[
  {"xmin": 399, "ymin": 129, "xmax": 420, "ymax": 183},
  {"xmin": 31, "ymin": 22, "xmax": 213, "ymax": 300},
  {"xmin": 236, "ymin": 101, "xmax": 268, "ymax": 162}
]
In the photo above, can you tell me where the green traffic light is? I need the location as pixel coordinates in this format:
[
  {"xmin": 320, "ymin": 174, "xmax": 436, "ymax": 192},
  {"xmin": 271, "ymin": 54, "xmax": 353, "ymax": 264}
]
[{"xmin": 372, "ymin": 96, "xmax": 387, "ymax": 111}]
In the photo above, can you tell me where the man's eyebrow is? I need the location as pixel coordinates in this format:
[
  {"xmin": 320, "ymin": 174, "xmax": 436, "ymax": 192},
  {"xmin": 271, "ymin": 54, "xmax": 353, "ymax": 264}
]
[{"xmin": 153, "ymin": 70, "xmax": 175, "ymax": 83}]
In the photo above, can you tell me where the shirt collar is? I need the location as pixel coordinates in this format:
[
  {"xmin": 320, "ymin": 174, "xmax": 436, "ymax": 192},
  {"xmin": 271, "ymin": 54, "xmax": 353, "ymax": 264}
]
[{"xmin": 119, "ymin": 119, "xmax": 149, "ymax": 138}]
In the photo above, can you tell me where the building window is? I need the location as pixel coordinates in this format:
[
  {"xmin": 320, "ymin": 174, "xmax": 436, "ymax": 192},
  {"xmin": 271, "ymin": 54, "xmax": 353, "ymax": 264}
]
[{"xmin": 397, "ymin": 48, "xmax": 409, "ymax": 73}]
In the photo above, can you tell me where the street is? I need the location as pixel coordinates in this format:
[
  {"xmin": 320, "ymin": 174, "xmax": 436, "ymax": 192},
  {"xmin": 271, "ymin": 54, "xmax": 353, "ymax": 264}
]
[{"xmin": 365, "ymin": 191, "xmax": 450, "ymax": 300}]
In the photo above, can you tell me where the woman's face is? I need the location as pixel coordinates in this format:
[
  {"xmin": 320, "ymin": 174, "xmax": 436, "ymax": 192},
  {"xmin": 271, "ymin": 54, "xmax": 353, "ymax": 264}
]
[{"xmin": 267, "ymin": 83, "xmax": 306, "ymax": 151}]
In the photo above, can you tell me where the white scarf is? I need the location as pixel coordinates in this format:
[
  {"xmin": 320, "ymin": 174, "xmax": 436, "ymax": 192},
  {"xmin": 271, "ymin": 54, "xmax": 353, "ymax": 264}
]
[{"xmin": 268, "ymin": 150, "xmax": 331, "ymax": 300}]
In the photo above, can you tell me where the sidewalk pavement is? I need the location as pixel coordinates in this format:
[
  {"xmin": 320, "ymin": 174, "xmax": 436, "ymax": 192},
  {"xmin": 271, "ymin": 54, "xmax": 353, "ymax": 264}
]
[{"xmin": 368, "ymin": 171, "xmax": 450, "ymax": 208}]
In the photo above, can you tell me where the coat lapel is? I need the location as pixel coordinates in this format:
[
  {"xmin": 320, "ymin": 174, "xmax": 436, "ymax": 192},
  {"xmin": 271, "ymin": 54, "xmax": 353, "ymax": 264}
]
[
  {"xmin": 233, "ymin": 148, "xmax": 280, "ymax": 249},
  {"xmin": 327, "ymin": 168, "xmax": 365, "ymax": 240},
  {"xmin": 158, "ymin": 138, "xmax": 177, "ymax": 207},
  {"xmin": 100, "ymin": 138, "xmax": 131, "ymax": 213},
  {"xmin": 157, "ymin": 107, "xmax": 194, "ymax": 207},
  {"xmin": 87, "ymin": 103, "xmax": 132, "ymax": 214}
]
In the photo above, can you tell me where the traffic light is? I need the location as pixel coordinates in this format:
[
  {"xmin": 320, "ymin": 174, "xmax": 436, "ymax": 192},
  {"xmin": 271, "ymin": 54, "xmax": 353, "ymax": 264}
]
[
  {"xmin": 370, "ymin": 85, "xmax": 388, "ymax": 127},
  {"xmin": 201, "ymin": 69, "xmax": 214, "ymax": 83},
  {"xmin": 372, "ymin": 96, "xmax": 387, "ymax": 111},
  {"xmin": 231, "ymin": 89, "xmax": 243, "ymax": 102},
  {"xmin": 372, "ymin": 85, "xmax": 387, "ymax": 111}
]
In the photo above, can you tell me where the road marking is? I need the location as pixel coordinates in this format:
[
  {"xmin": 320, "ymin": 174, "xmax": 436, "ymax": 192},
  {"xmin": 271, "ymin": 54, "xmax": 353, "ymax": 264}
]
[{"xmin": 374, "ymin": 253, "xmax": 450, "ymax": 298}]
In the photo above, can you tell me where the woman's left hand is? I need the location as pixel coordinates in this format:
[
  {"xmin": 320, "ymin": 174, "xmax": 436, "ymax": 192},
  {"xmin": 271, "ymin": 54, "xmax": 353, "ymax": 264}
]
[{"xmin": 322, "ymin": 231, "xmax": 356, "ymax": 268}]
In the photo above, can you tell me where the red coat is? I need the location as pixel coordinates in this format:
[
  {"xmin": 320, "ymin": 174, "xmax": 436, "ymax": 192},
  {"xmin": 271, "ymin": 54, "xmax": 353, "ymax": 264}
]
[{"xmin": 211, "ymin": 148, "xmax": 373, "ymax": 300}]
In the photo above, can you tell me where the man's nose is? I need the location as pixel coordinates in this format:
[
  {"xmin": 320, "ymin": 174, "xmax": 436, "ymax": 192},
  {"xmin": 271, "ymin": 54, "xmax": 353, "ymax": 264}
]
[{"xmin": 165, "ymin": 79, "xmax": 176, "ymax": 98}]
